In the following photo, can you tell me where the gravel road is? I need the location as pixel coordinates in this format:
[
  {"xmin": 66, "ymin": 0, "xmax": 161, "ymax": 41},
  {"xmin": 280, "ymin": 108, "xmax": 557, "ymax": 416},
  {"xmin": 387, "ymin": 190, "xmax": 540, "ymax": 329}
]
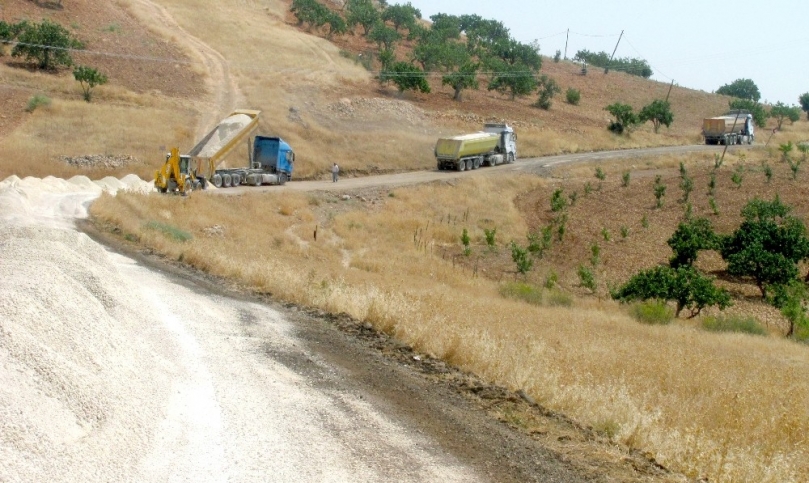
[{"xmin": 223, "ymin": 144, "xmax": 747, "ymax": 195}]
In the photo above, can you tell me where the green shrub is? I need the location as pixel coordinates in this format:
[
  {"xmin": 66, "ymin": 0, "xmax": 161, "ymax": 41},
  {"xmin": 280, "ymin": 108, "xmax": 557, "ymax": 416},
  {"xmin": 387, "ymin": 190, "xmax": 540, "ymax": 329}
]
[
  {"xmin": 25, "ymin": 94, "xmax": 51, "ymax": 112},
  {"xmin": 654, "ymin": 175, "xmax": 666, "ymax": 208},
  {"xmin": 702, "ymin": 314, "xmax": 766, "ymax": 335},
  {"xmin": 763, "ymin": 163, "xmax": 773, "ymax": 183},
  {"xmin": 499, "ymin": 283, "xmax": 572, "ymax": 307},
  {"xmin": 565, "ymin": 87, "xmax": 580, "ymax": 105},
  {"xmin": 144, "ymin": 221, "xmax": 192, "ymax": 242},
  {"xmin": 621, "ymin": 171, "xmax": 630, "ymax": 187},
  {"xmin": 510, "ymin": 241, "xmax": 533, "ymax": 274},
  {"xmin": 577, "ymin": 264, "xmax": 596, "ymax": 292},
  {"xmin": 544, "ymin": 270, "xmax": 558, "ymax": 289},
  {"xmin": 590, "ymin": 242, "xmax": 601, "ymax": 266},
  {"xmin": 484, "ymin": 227, "xmax": 497, "ymax": 251},
  {"xmin": 546, "ymin": 289, "xmax": 573, "ymax": 307},
  {"xmin": 612, "ymin": 265, "xmax": 731, "ymax": 318},
  {"xmin": 629, "ymin": 300, "xmax": 674, "ymax": 325},
  {"xmin": 731, "ymin": 164, "xmax": 744, "ymax": 188},
  {"xmin": 550, "ymin": 188, "xmax": 567, "ymax": 212},
  {"xmin": 499, "ymin": 282, "xmax": 542, "ymax": 305}
]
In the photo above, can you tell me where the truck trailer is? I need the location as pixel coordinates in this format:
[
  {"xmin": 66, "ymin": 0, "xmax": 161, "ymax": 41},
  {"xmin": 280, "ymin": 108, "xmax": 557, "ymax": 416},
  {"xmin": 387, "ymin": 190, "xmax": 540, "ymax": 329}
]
[
  {"xmin": 154, "ymin": 110, "xmax": 295, "ymax": 194},
  {"xmin": 435, "ymin": 123, "xmax": 517, "ymax": 171},
  {"xmin": 702, "ymin": 110, "xmax": 754, "ymax": 145}
]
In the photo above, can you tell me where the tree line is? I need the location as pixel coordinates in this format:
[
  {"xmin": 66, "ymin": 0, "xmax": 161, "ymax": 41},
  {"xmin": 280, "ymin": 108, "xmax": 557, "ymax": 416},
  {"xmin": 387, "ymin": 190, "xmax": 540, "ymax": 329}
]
[{"xmin": 292, "ymin": 0, "xmax": 573, "ymax": 107}]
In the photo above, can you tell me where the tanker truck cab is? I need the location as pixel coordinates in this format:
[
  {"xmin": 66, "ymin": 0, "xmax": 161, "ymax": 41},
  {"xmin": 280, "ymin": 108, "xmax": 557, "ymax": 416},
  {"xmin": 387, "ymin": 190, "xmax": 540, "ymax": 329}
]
[{"xmin": 484, "ymin": 123, "xmax": 517, "ymax": 163}]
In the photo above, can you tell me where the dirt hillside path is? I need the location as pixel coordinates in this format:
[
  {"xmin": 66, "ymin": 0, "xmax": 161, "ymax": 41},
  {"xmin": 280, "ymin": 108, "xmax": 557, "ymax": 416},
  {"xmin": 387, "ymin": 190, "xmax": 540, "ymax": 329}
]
[{"xmin": 128, "ymin": 0, "xmax": 242, "ymax": 137}]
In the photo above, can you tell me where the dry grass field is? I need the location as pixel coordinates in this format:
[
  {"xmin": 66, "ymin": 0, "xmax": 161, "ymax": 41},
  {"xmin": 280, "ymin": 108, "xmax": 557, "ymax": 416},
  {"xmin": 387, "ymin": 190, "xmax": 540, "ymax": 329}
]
[
  {"xmin": 5, "ymin": 0, "xmax": 809, "ymax": 481},
  {"xmin": 92, "ymin": 125, "xmax": 809, "ymax": 481}
]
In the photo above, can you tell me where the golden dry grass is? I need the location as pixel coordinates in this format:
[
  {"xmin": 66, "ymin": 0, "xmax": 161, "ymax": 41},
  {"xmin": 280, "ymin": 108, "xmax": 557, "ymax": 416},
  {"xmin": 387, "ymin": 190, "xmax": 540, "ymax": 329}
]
[{"xmin": 92, "ymin": 153, "xmax": 809, "ymax": 481}]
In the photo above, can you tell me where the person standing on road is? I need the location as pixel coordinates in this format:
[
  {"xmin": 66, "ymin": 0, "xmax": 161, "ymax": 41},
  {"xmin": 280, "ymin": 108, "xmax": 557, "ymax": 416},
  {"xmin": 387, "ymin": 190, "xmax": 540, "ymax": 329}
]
[{"xmin": 332, "ymin": 163, "xmax": 339, "ymax": 183}]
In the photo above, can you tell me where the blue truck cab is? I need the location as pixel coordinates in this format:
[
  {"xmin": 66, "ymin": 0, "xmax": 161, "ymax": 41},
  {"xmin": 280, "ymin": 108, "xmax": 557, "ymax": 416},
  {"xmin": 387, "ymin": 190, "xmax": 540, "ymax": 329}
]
[{"xmin": 253, "ymin": 136, "xmax": 295, "ymax": 180}]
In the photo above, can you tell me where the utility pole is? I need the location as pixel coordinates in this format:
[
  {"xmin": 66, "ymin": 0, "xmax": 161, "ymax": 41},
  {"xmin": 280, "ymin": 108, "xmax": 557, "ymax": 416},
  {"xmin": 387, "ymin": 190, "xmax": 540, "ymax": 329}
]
[
  {"xmin": 605, "ymin": 30, "xmax": 624, "ymax": 74},
  {"xmin": 564, "ymin": 29, "xmax": 569, "ymax": 60},
  {"xmin": 665, "ymin": 80, "xmax": 675, "ymax": 103}
]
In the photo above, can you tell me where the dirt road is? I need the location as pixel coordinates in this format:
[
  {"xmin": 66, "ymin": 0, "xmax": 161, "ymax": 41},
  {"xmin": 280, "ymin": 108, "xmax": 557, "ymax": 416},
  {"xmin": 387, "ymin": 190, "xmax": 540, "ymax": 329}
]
[
  {"xmin": 2, "ymin": 176, "xmax": 614, "ymax": 482},
  {"xmin": 224, "ymin": 144, "xmax": 745, "ymax": 194}
]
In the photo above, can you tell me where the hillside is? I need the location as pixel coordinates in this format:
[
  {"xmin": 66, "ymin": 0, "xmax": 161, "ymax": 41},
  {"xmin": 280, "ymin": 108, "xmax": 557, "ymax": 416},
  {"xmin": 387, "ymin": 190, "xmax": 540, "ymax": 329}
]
[
  {"xmin": 1, "ymin": 0, "xmax": 733, "ymax": 183},
  {"xmin": 4, "ymin": 1, "xmax": 809, "ymax": 482}
]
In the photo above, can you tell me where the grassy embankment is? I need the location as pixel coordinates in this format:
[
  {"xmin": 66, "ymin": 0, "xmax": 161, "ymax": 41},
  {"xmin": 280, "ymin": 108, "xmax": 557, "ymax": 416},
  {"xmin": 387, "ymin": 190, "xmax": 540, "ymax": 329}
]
[{"xmin": 92, "ymin": 121, "xmax": 809, "ymax": 482}]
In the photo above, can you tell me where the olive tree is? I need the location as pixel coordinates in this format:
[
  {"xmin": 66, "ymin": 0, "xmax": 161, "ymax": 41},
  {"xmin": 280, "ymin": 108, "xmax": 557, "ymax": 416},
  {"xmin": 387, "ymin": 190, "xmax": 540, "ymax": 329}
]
[
  {"xmin": 720, "ymin": 197, "xmax": 809, "ymax": 298},
  {"xmin": 73, "ymin": 65, "xmax": 108, "ymax": 102},
  {"xmin": 639, "ymin": 99, "xmax": 674, "ymax": 133},
  {"xmin": 604, "ymin": 102, "xmax": 639, "ymax": 134},
  {"xmin": 800, "ymin": 92, "xmax": 809, "ymax": 121},
  {"xmin": 770, "ymin": 102, "xmax": 801, "ymax": 130},
  {"xmin": 379, "ymin": 61, "xmax": 430, "ymax": 94},
  {"xmin": 12, "ymin": 19, "xmax": 83, "ymax": 69},
  {"xmin": 612, "ymin": 265, "xmax": 731, "ymax": 318},
  {"xmin": 716, "ymin": 78, "xmax": 761, "ymax": 102}
]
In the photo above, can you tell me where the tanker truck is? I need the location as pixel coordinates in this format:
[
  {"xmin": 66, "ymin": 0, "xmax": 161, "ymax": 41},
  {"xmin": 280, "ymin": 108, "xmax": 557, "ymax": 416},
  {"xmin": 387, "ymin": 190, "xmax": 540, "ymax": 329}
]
[
  {"xmin": 702, "ymin": 110, "xmax": 754, "ymax": 145},
  {"xmin": 435, "ymin": 123, "xmax": 517, "ymax": 171}
]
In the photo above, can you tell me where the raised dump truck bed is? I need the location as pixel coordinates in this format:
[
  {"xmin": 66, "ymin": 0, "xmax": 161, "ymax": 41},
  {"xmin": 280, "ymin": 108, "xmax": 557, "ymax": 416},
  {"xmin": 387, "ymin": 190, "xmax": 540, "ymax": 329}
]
[{"xmin": 434, "ymin": 124, "xmax": 517, "ymax": 171}]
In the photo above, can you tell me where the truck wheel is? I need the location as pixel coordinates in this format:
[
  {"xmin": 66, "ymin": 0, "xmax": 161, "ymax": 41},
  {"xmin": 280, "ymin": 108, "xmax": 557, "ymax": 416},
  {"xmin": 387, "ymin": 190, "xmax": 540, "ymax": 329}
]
[
  {"xmin": 252, "ymin": 176, "xmax": 261, "ymax": 187},
  {"xmin": 223, "ymin": 174, "xmax": 232, "ymax": 187},
  {"xmin": 507, "ymin": 153, "xmax": 515, "ymax": 164},
  {"xmin": 457, "ymin": 161, "xmax": 465, "ymax": 172},
  {"xmin": 213, "ymin": 174, "xmax": 222, "ymax": 188},
  {"xmin": 279, "ymin": 173, "xmax": 287, "ymax": 185},
  {"xmin": 473, "ymin": 158, "xmax": 481, "ymax": 169},
  {"xmin": 466, "ymin": 159, "xmax": 473, "ymax": 171},
  {"xmin": 232, "ymin": 173, "xmax": 241, "ymax": 186}
]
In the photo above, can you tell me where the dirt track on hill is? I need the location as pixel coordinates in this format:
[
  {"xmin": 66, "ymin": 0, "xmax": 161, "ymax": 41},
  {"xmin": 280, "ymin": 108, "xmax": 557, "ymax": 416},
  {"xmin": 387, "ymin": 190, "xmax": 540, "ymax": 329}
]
[{"xmin": 128, "ymin": 0, "xmax": 242, "ymax": 137}]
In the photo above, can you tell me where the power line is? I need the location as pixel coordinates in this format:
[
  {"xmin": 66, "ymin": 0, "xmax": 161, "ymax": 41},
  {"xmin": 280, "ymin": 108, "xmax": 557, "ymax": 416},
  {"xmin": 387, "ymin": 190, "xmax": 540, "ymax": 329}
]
[{"xmin": 622, "ymin": 35, "xmax": 672, "ymax": 81}]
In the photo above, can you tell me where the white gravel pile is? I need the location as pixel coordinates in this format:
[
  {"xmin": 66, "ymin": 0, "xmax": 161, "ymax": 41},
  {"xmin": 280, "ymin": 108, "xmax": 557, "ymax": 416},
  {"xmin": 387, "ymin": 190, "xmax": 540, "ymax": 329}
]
[
  {"xmin": 0, "ymin": 174, "xmax": 152, "ymax": 228},
  {"xmin": 1, "ymin": 173, "xmax": 483, "ymax": 482},
  {"xmin": 0, "ymin": 174, "xmax": 172, "ymax": 481},
  {"xmin": 189, "ymin": 113, "xmax": 253, "ymax": 158},
  {"xmin": 0, "ymin": 224, "xmax": 174, "ymax": 482}
]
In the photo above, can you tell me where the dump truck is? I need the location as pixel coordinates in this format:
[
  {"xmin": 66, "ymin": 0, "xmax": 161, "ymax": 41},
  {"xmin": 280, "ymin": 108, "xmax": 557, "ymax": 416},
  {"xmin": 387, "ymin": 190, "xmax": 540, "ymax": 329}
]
[
  {"xmin": 154, "ymin": 110, "xmax": 295, "ymax": 194},
  {"xmin": 702, "ymin": 110, "xmax": 754, "ymax": 145},
  {"xmin": 435, "ymin": 123, "xmax": 517, "ymax": 171}
]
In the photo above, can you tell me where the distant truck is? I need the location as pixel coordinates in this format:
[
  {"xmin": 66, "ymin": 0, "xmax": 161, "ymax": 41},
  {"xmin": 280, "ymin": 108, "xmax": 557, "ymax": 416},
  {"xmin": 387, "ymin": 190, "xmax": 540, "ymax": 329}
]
[
  {"xmin": 702, "ymin": 110, "xmax": 754, "ymax": 145},
  {"xmin": 154, "ymin": 110, "xmax": 295, "ymax": 194},
  {"xmin": 435, "ymin": 123, "xmax": 517, "ymax": 171}
]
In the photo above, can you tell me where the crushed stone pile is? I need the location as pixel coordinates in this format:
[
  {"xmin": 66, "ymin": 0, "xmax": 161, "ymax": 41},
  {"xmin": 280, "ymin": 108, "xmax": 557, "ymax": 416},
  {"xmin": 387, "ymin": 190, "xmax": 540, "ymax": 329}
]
[
  {"xmin": 0, "ymin": 176, "xmax": 172, "ymax": 481},
  {"xmin": 59, "ymin": 154, "xmax": 140, "ymax": 169},
  {"xmin": 326, "ymin": 97, "xmax": 427, "ymax": 126}
]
